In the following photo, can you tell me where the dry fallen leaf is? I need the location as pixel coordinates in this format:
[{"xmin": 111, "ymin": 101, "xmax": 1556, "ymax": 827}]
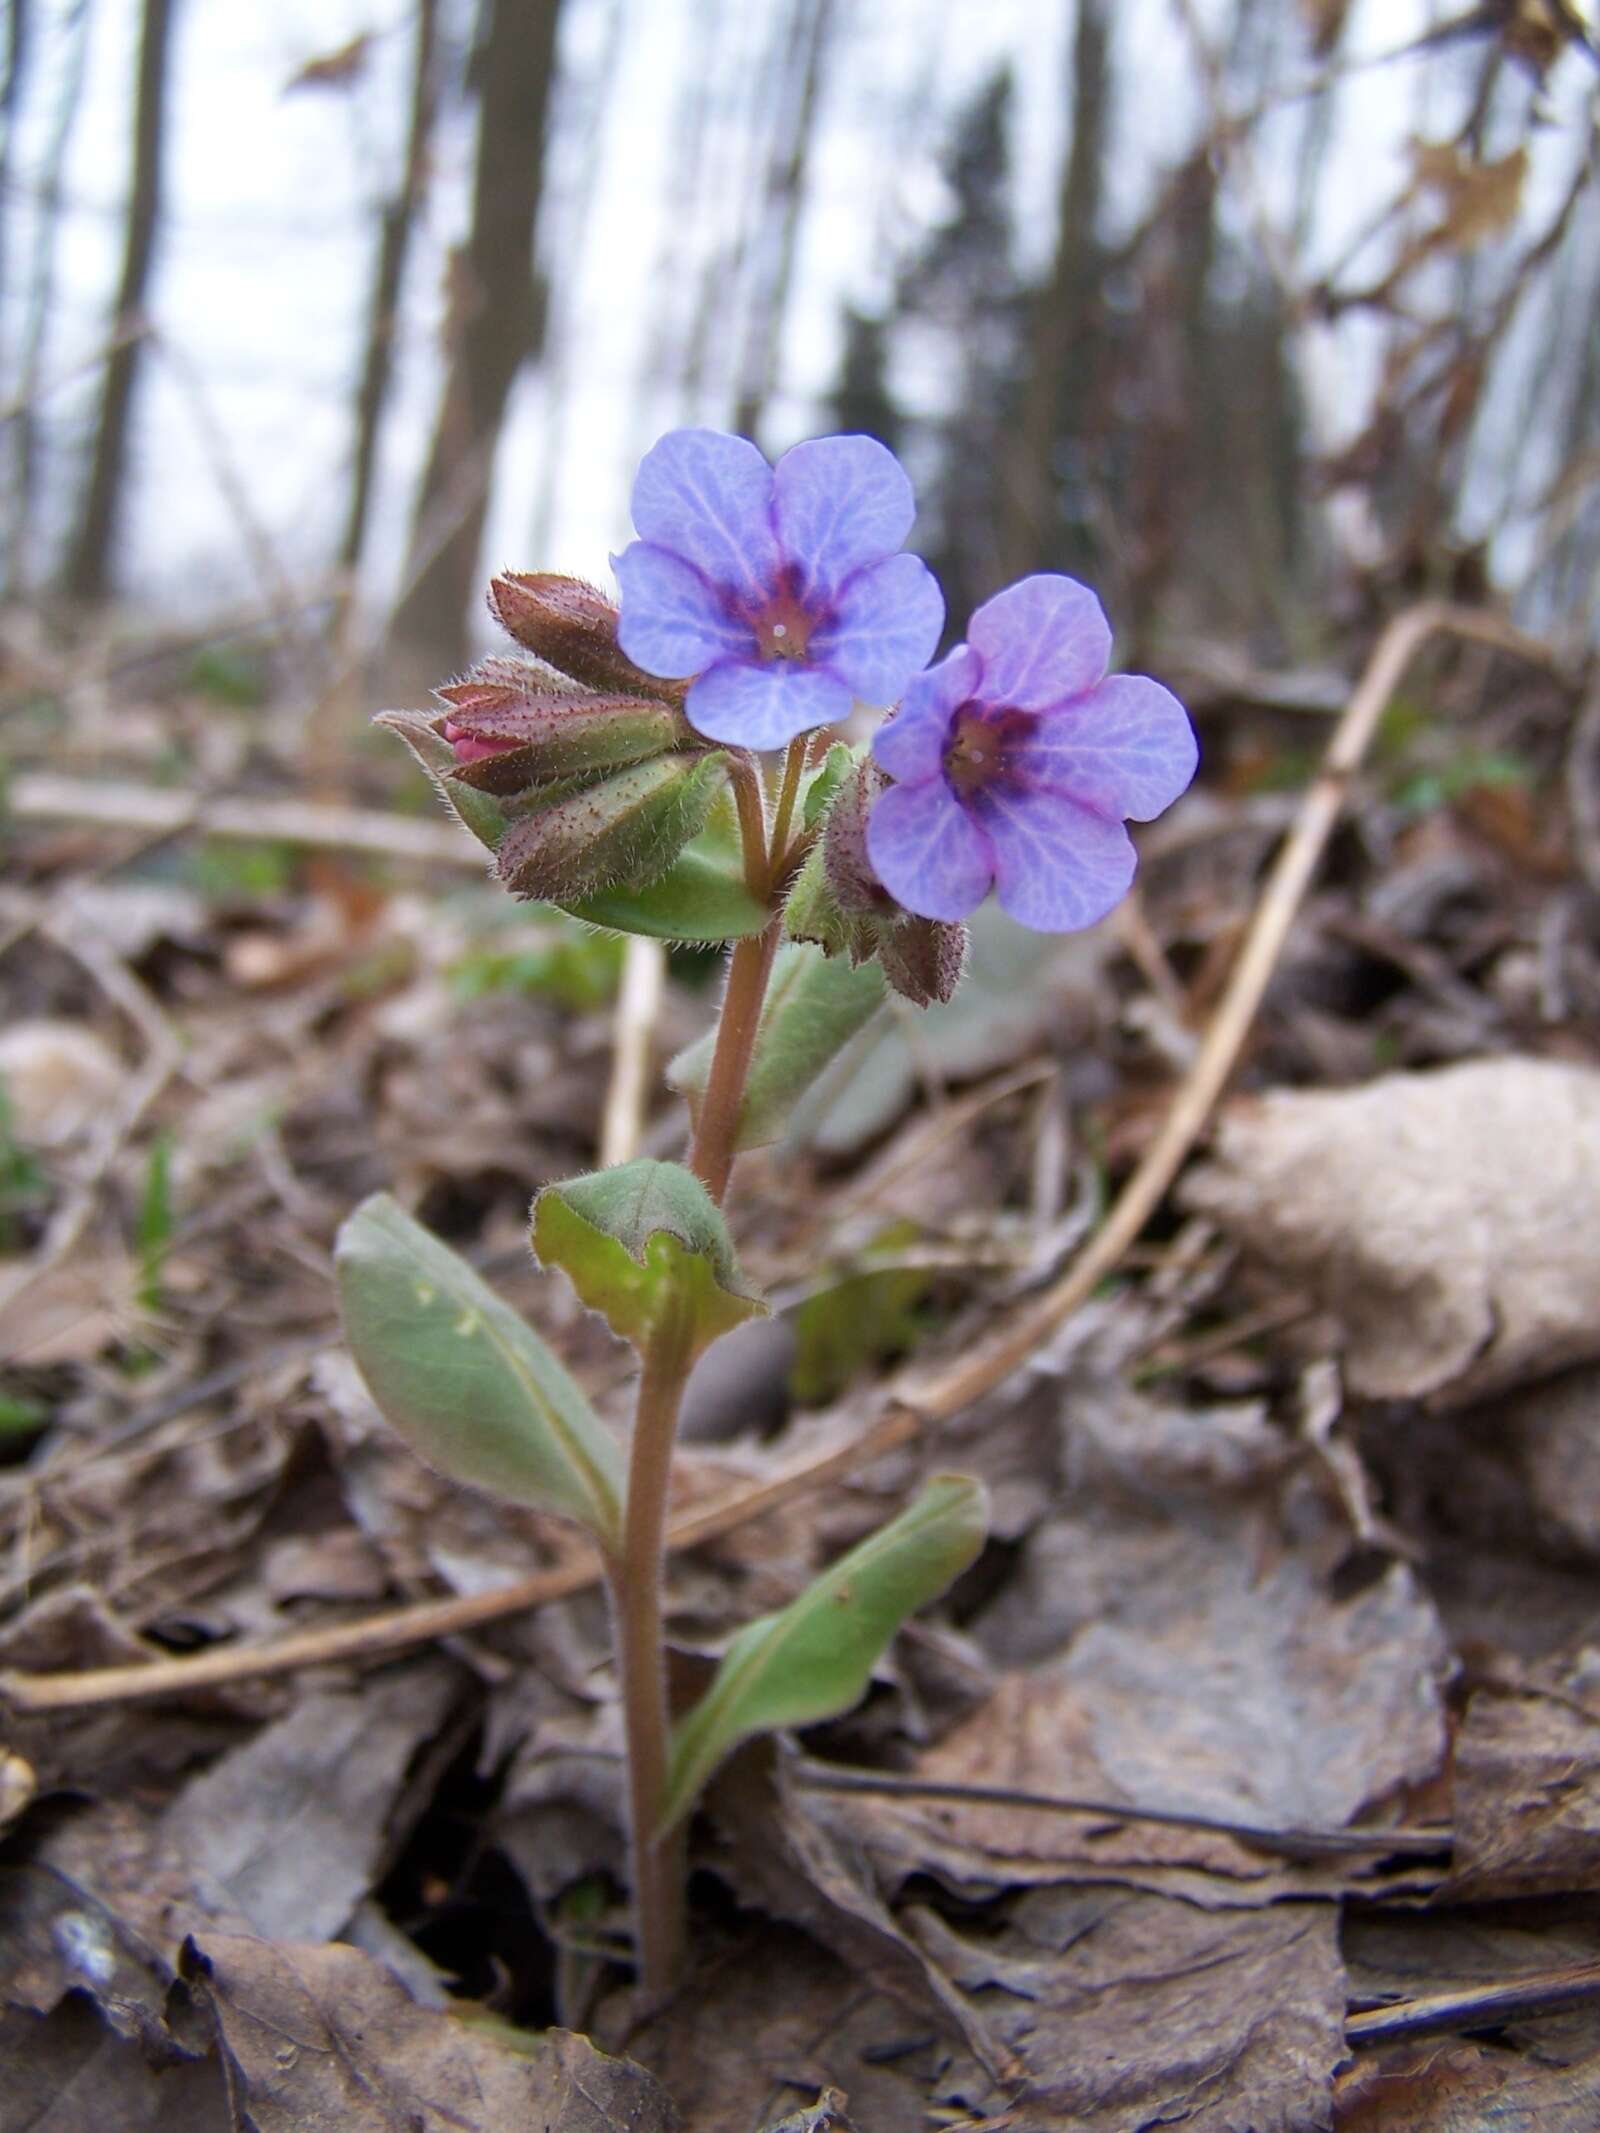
[
  {"xmin": 180, "ymin": 1931, "xmax": 676, "ymax": 2133},
  {"xmin": 163, "ymin": 1661, "xmax": 461, "ymax": 1941},
  {"xmin": 916, "ymin": 1884, "xmax": 1345, "ymax": 2132},
  {"xmin": 1447, "ymin": 1647, "xmax": 1600, "ymax": 1903},
  {"xmin": 1181, "ymin": 1059, "xmax": 1600, "ymax": 1405}
]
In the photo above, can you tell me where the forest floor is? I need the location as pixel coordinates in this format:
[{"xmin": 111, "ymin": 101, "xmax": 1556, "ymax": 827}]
[{"xmin": 4, "ymin": 602, "xmax": 1600, "ymax": 2131}]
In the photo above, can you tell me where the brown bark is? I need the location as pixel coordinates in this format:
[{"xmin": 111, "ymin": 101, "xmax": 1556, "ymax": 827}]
[
  {"xmin": 339, "ymin": 0, "xmax": 440, "ymax": 578},
  {"xmin": 61, "ymin": 0, "xmax": 176, "ymax": 603},
  {"xmin": 388, "ymin": 0, "xmax": 561, "ymax": 672},
  {"xmin": 998, "ymin": 0, "xmax": 1110, "ymax": 581}
]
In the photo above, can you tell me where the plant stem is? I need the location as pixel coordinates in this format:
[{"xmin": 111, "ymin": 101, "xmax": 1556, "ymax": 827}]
[
  {"xmin": 766, "ymin": 732, "xmax": 807, "ymax": 880},
  {"xmin": 611, "ymin": 733, "xmax": 804, "ymax": 1989},
  {"xmin": 725, "ymin": 751, "xmax": 768, "ymax": 900},
  {"xmin": 686, "ymin": 918, "xmax": 781, "ymax": 1205},
  {"xmin": 608, "ymin": 1306, "xmax": 694, "ymax": 1997}
]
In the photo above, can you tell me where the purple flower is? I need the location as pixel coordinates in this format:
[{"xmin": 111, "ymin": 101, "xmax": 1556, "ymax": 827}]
[
  {"xmin": 613, "ymin": 429, "xmax": 944, "ymax": 751},
  {"xmin": 866, "ymin": 574, "xmax": 1197, "ymax": 933}
]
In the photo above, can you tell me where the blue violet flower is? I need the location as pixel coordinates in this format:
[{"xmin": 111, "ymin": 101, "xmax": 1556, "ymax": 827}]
[
  {"xmin": 867, "ymin": 573, "xmax": 1198, "ymax": 933},
  {"xmin": 613, "ymin": 428, "xmax": 944, "ymax": 750}
]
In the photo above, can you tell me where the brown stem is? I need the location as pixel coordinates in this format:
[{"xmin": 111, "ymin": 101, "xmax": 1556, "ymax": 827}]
[
  {"xmin": 608, "ymin": 1308, "xmax": 694, "ymax": 1996},
  {"xmin": 765, "ymin": 733, "xmax": 807, "ymax": 881},
  {"xmin": 725, "ymin": 751, "xmax": 768, "ymax": 899},
  {"xmin": 686, "ymin": 919, "xmax": 781, "ymax": 1205}
]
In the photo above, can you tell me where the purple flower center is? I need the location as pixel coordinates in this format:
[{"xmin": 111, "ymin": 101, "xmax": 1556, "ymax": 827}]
[
  {"xmin": 942, "ymin": 703, "xmax": 1029, "ymax": 797},
  {"xmin": 741, "ymin": 571, "xmax": 818, "ymax": 664}
]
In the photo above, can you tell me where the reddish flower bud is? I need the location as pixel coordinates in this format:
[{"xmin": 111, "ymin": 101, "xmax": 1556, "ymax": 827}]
[
  {"xmin": 487, "ymin": 572, "xmax": 674, "ymax": 698},
  {"xmin": 784, "ymin": 753, "xmax": 966, "ymax": 1006},
  {"xmin": 434, "ymin": 656, "xmax": 687, "ymax": 794}
]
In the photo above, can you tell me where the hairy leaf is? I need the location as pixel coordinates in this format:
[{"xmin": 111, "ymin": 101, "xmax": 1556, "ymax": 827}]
[
  {"xmin": 336, "ymin": 1194, "xmax": 623, "ymax": 1547},
  {"xmin": 669, "ymin": 942, "xmax": 886, "ymax": 1149},
  {"xmin": 533, "ymin": 1158, "xmax": 765, "ymax": 1358}
]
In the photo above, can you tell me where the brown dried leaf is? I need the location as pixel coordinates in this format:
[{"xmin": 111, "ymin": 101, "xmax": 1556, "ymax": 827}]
[
  {"xmin": 181, "ymin": 1932, "xmax": 675, "ymax": 2133},
  {"xmin": 1448, "ymin": 1648, "xmax": 1600, "ymax": 1901},
  {"xmin": 162, "ymin": 1661, "xmax": 460, "ymax": 1940},
  {"xmin": 916, "ymin": 1885, "xmax": 1344, "ymax": 2132},
  {"xmin": 1336, "ymin": 2038, "xmax": 1600, "ymax": 2129},
  {"xmin": 1409, "ymin": 140, "xmax": 1529, "ymax": 252},
  {"xmin": 1180, "ymin": 1060, "xmax": 1600, "ymax": 1404}
]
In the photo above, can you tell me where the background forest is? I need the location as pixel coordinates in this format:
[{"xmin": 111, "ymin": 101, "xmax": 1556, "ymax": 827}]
[{"xmin": 6, "ymin": 5, "xmax": 1600, "ymax": 2132}]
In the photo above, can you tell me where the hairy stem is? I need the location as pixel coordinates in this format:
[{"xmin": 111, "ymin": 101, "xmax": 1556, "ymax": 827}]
[
  {"xmin": 766, "ymin": 732, "xmax": 808, "ymax": 881},
  {"xmin": 725, "ymin": 751, "xmax": 768, "ymax": 900},
  {"xmin": 608, "ymin": 1307, "xmax": 694, "ymax": 1997},
  {"xmin": 686, "ymin": 918, "xmax": 781, "ymax": 1204}
]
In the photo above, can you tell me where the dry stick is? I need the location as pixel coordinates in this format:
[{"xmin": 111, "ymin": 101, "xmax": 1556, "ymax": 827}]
[
  {"xmin": 792, "ymin": 1764, "xmax": 1448, "ymax": 1862},
  {"xmin": 2, "ymin": 601, "xmax": 1557, "ymax": 1715},
  {"xmin": 599, "ymin": 936, "xmax": 667, "ymax": 1168},
  {"xmin": 1346, "ymin": 1963, "xmax": 1600, "ymax": 2047},
  {"xmin": 0, "ymin": 1411, "xmax": 920, "ymax": 1713},
  {"xmin": 9, "ymin": 773, "xmax": 482, "ymax": 868}
]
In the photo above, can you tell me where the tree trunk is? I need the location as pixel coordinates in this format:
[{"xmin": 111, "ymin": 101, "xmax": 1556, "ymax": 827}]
[
  {"xmin": 61, "ymin": 0, "xmax": 177, "ymax": 604},
  {"xmin": 731, "ymin": 0, "xmax": 837, "ymax": 441},
  {"xmin": 388, "ymin": 0, "xmax": 560, "ymax": 673},
  {"xmin": 339, "ymin": 0, "xmax": 440, "ymax": 579},
  {"xmin": 997, "ymin": 0, "xmax": 1111, "ymax": 581}
]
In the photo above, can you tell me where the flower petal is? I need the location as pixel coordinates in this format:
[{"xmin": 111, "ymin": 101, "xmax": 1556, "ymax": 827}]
[
  {"xmin": 866, "ymin": 776, "xmax": 993, "ymax": 922},
  {"xmin": 872, "ymin": 645, "xmax": 981, "ymax": 784},
  {"xmin": 968, "ymin": 573, "xmax": 1112, "ymax": 711},
  {"xmin": 971, "ymin": 783, "xmax": 1136, "ymax": 933},
  {"xmin": 809, "ymin": 553, "xmax": 944, "ymax": 706},
  {"xmin": 1009, "ymin": 674, "xmax": 1198, "ymax": 822},
  {"xmin": 772, "ymin": 434, "xmax": 916, "ymax": 605},
  {"xmin": 630, "ymin": 428, "xmax": 782, "ymax": 603},
  {"xmin": 614, "ymin": 541, "xmax": 753, "ymax": 677},
  {"xmin": 685, "ymin": 659, "xmax": 853, "ymax": 750}
]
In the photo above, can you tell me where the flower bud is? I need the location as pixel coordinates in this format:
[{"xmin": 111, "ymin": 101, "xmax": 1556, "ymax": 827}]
[
  {"xmin": 487, "ymin": 572, "xmax": 674, "ymax": 698},
  {"xmin": 436, "ymin": 657, "xmax": 687, "ymax": 795},
  {"xmin": 496, "ymin": 751, "xmax": 728, "ymax": 905},
  {"xmin": 784, "ymin": 753, "xmax": 966, "ymax": 1005}
]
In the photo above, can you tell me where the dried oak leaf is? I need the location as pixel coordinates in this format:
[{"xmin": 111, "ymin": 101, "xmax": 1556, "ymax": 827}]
[
  {"xmin": 180, "ymin": 1932, "xmax": 675, "ymax": 2133},
  {"xmin": 162, "ymin": 1660, "xmax": 460, "ymax": 1941},
  {"xmin": 1180, "ymin": 1059, "xmax": 1600, "ymax": 1405},
  {"xmin": 1447, "ymin": 1646, "xmax": 1600, "ymax": 1902},
  {"xmin": 914, "ymin": 1884, "xmax": 1345, "ymax": 2133},
  {"xmin": 1335, "ymin": 2037, "xmax": 1600, "ymax": 2130}
]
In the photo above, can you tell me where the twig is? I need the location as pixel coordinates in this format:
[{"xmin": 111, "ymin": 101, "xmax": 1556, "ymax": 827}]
[
  {"xmin": 901, "ymin": 600, "xmax": 1557, "ymax": 1425},
  {"xmin": 792, "ymin": 1762, "xmax": 1449, "ymax": 1863},
  {"xmin": 0, "ymin": 1408, "xmax": 919, "ymax": 1711},
  {"xmin": 9, "ymin": 773, "xmax": 483, "ymax": 868},
  {"xmin": 1346, "ymin": 1963, "xmax": 1600, "ymax": 2046},
  {"xmin": 599, "ymin": 937, "xmax": 666, "ymax": 1168}
]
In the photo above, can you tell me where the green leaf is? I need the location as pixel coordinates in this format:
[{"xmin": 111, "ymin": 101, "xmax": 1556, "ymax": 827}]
[
  {"xmin": 562, "ymin": 794, "xmax": 769, "ymax": 942},
  {"xmin": 668, "ymin": 943, "xmax": 886, "ymax": 1151},
  {"xmin": 789, "ymin": 1220, "xmax": 936, "ymax": 1405},
  {"xmin": 664, "ymin": 1473, "xmax": 987, "ymax": 1828},
  {"xmin": 801, "ymin": 741, "xmax": 856, "ymax": 830},
  {"xmin": 533, "ymin": 1158, "xmax": 765, "ymax": 1359},
  {"xmin": 335, "ymin": 1194, "xmax": 623, "ymax": 1548}
]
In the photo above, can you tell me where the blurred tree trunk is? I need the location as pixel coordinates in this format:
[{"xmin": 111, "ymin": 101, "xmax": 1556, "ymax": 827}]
[
  {"xmin": 0, "ymin": 0, "xmax": 31, "ymax": 318},
  {"xmin": 339, "ymin": 0, "xmax": 440, "ymax": 579},
  {"xmin": 732, "ymin": 0, "xmax": 837, "ymax": 441},
  {"xmin": 998, "ymin": 0, "xmax": 1110, "ymax": 582},
  {"xmin": 389, "ymin": 0, "xmax": 560, "ymax": 673},
  {"xmin": 61, "ymin": 0, "xmax": 177, "ymax": 604}
]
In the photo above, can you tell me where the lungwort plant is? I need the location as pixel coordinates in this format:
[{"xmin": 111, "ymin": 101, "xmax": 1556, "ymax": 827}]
[{"xmin": 337, "ymin": 428, "xmax": 1197, "ymax": 1993}]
